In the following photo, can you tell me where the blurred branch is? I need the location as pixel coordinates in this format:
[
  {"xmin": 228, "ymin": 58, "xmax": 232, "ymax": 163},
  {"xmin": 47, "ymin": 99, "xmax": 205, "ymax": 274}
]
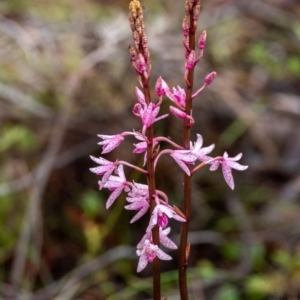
[
  {"xmin": 32, "ymin": 246, "xmax": 135, "ymax": 300},
  {"xmin": 0, "ymin": 82, "xmax": 54, "ymax": 118},
  {"xmin": 212, "ymin": 77, "xmax": 279, "ymax": 159},
  {"xmin": 0, "ymin": 14, "xmax": 35, "ymax": 61},
  {"xmin": 8, "ymin": 16, "xmax": 134, "ymax": 294},
  {"xmin": 0, "ymin": 137, "xmax": 98, "ymax": 196}
]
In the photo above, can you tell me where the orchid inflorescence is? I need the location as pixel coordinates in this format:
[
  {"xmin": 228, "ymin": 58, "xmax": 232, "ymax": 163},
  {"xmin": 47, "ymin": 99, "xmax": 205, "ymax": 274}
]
[{"xmin": 90, "ymin": 0, "xmax": 248, "ymax": 273}]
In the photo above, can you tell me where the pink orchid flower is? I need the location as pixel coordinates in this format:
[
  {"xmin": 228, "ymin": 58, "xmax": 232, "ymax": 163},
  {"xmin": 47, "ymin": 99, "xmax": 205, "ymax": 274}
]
[
  {"xmin": 125, "ymin": 182, "xmax": 150, "ymax": 223},
  {"xmin": 209, "ymin": 152, "xmax": 248, "ymax": 190},
  {"xmin": 167, "ymin": 86, "xmax": 186, "ymax": 109},
  {"xmin": 97, "ymin": 134, "xmax": 124, "ymax": 154},
  {"xmin": 103, "ymin": 165, "xmax": 130, "ymax": 209},
  {"xmin": 89, "ymin": 156, "xmax": 118, "ymax": 189},
  {"xmin": 136, "ymin": 239, "xmax": 172, "ymax": 272},
  {"xmin": 146, "ymin": 204, "xmax": 186, "ymax": 233},
  {"xmin": 137, "ymin": 227, "xmax": 177, "ymax": 250},
  {"xmin": 170, "ymin": 134, "xmax": 214, "ymax": 175},
  {"xmin": 190, "ymin": 134, "xmax": 215, "ymax": 162}
]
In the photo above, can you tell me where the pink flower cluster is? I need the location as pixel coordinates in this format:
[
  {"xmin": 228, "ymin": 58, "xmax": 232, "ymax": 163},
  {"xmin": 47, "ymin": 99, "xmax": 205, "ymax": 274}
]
[
  {"xmin": 90, "ymin": 0, "xmax": 248, "ymax": 272},
  {"xmin": 90, "ymin": 75, "xmax": 248, "ymax": 272}
]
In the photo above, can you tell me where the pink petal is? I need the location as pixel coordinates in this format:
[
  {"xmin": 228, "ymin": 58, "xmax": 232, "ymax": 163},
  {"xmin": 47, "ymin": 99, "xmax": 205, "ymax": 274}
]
[
  {"xmin": 137, "ymin": 232, "xmax": 150, "ymax": 248},
  {"xmin": 229, "ymin": 153, "xmax": 243, "ymax": 161},
  {"xmin": 222, "ymin": 164, "xmax": 234, "ymax": 190},
  {"xmin": 209, "ymin": 161, "xmax": 220, "ymax": 171},
  {"xmin": 124, "ymin": 201, "xmax": 144, "ymax": 210},
  {"xmin": 227, "ymin": 161, "xmax": 248, "ymax": 171},
  {"xmin": 90, "ymin": 156, "xmax": 110, "ymax": 165},
  {"xmin": 130, "ymin": 205, "xmax": 149, "ymax": 223},
  {"xmin": 160, "ymin": 235, "xmax": 177, "ymax": 250},
  {"xmin": 106, "ymin": 187, "xmax": 123, "ymax": 209},
  {"xmin": 170, "ymin": 154, "xmax": 191, "ymax": 176},
  {"xmin": 171, "ymin": 212, "xmax": 186, "ymax": 222},
  {"xmin": 89, "ymin": 166, "xmax": 106, "ymax": 175},
  {"xmin": 154, "ymin": 113, "xmax": 169, "ymax": 122},
  {"xmin": 137, "ymin": 254, "xmax": 148, "ymax": 272},
  {"xmin": 135, "ymin": 87, "xmax": 145, "ymax": 104},
  {"xmin": 155, "ymin": 248, "xmax": 172, "ymax": 261}
]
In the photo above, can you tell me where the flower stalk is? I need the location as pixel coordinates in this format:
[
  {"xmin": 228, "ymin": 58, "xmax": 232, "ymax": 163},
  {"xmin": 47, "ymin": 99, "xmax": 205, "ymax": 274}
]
[
  {"xmin": 178, "ymin": 2, "xmax": 197, "ymax": 299},
  {"xmin": 89, "ymin": 1, "xmax": 248, "ymax": 299}
]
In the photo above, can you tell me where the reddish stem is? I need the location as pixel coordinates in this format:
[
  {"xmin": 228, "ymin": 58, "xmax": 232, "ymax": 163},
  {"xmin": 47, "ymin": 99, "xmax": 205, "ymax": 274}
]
[
  {"xmin": 142, "ymin": 75, "xmax": 161, "ymax": 300},
  {"xmin": 178, "ymin": 10, "xmax": 205, "ymax": 300}
]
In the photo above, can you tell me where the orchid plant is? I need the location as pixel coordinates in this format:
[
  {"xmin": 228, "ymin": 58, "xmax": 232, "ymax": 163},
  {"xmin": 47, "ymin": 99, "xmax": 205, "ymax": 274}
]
[{"xmin": 90, "ymin": 0, "xmax": 248, "ymax": 299}]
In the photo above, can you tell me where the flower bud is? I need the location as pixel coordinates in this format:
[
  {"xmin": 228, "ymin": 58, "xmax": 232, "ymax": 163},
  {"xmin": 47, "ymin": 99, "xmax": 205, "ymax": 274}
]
[
  {"xmin": 135, "ymin": 87, "xmax": 145, "ymax": 104},
  {"xmin": 182, "ymin": 15, "xmax": 190, "ymax": 37},
  {"xmin": 185, "ymin": 50, "xmax": 195, "ymax": 71},
  {"xmin": 155, "ymin": 76, "xmax": 170, "ymax": 97},
  {"xmin": 129, "ymin": 45, "xmax": 138, "ymax": 62},
  {"xmin": 198, "ymin": 30, "xmax": 206, "ymax": 50},
  {"xmin": 204, "ymin": 71, "xmax": 217, "ymax": 85},
  {"xmin": 133, "ymin": 30, "xmax": 140, "ymax": 47},
  {"xmin": 136, "ymin": 53, "xmax": 147, "ymax": 74},
  {"xmin": 132, "ymin": 103, "xmax": 141, "ymax": 116},
  {"xmin": 171, "ymin": 86, "xmax": 186, "ymax": 108},
  {"xmin": 170, "ymin": 106, "xmax": 186, "ymax": 119},
  {"xmin": 193, "ymin": 3, "xmax": 201, "ymax": 21},
  {"xmin": 135, "ymin": 17, "xmax": 143, "ymax": 36}
]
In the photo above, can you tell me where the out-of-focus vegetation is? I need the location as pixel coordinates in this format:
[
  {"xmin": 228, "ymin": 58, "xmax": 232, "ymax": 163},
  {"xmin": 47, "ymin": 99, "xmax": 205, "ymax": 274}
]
[{"xmin": 0, "ymin": 0, "xmax": 300, "ymax": 299}]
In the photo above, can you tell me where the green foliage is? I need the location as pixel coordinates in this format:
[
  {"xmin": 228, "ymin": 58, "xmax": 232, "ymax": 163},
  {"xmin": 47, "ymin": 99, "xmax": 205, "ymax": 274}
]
[
  {"xmin": 287, "ymin": 56, "xmax": 300, "ymax": 77},
  {"xmin": 214, "ymin": 284, "xmax": 239, "ymax": 300},
  {"xmin": 197, "ymin": 260, "xmax": 217, "ymax": 281},
  {"xmin": 0, "ymin": 0, "xmax": 28, "ymax": 13},
  {"xmin": 80, "ymin": 190, "xmax": 104, "ymax": 219},
  {"xmin": 0, "ymin": 125, "xmax": 36, "ymax": 152},
  {"xmin": 248, "ymin": 43, "xmax": 282, "ymax": 79},
  {"xmin": 214, "ymin": 216, "xmax": 236, "ymax": 233},
  {"xmin": 220, "ymin": 242, "xmax": 242, "ymax": 262}
]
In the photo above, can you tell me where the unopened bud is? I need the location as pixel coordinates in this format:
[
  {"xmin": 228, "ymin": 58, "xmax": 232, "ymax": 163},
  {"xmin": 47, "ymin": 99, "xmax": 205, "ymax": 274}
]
[
  {"xmin": 129, "ymin": 45, "xmax": 138, "ymax": 62},
  {"xmin": 133, "ymin": 30, "xmax": 140, "ymax": 47},
  {"xmin": 129, "ymin": 0, "xmax": 141, "ymax": 19},
  {"xmin": 204, "ymin": 71, "xmax": 217, "ymax": 85},
  {"xmin": 136, "ymin": 53, "xmax": 147, "ymax": 74},
  {"xmin": 137, "ymin": 6, "xmax": 143, "ymax": 19},
  {"xmin": 170, "ymin": 106, "xmax": 194, "ymax": 125},
  {"xmin": 182, "ymin": 15, "xmax": 190, "ymax": 37},
  {"xmin": 155, "ymin": 76, "xmax": 170, "ymax": 97},
  {"xmin": 129, "ymin": 14, "xmax": 135, "ymax": 31},
  {"xmin": 135, "ymin": 87, "xmax": 145, "ymax": 104},
  {"xmin": 132, "ymin": 103, "xmax": 141, "ymax": 116},
  {"xmin": 144, "ymin": 48, "xmax": 151, "ymax": 65},
  {"xmin": 185, "ymin": 50, "xmax": 195, "ymax": 70},
  {"xmin": 141, "ymin": 32, "xmax": 147, "ymax": 49},
  {"xmin": 185, "ymin": 0, "xmax": 191, "ymax": 15},
  {"xmin": 198, "ymin": 30, "xmax": 206, "ymax": 50},
  {"xmin": 170, "ymin": 106, "xmax": 187, "ymax": 119},
  {"xmin": 135, "ymin": 17, "xmax": 143, "ymax": 36},
  {"xmin": 193, "ymin": 4, "xmax": 201, "ymax": 21}
]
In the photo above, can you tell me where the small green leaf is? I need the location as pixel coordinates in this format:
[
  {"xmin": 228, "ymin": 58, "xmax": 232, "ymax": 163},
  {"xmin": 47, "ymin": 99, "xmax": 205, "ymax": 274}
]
[
  {"xmin": 80, "ymin": 190, "xmax": 104, "ymax": 218},
  {"xmin": 214, "ymin": 284, "xmax": 239, "ymax": 300}
]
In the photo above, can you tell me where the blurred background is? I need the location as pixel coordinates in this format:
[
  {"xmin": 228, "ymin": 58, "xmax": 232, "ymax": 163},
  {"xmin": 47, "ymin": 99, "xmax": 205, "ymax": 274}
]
[{"xmin": 0, "ymin": 0, "xmax": 300, "ymax": 299}]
